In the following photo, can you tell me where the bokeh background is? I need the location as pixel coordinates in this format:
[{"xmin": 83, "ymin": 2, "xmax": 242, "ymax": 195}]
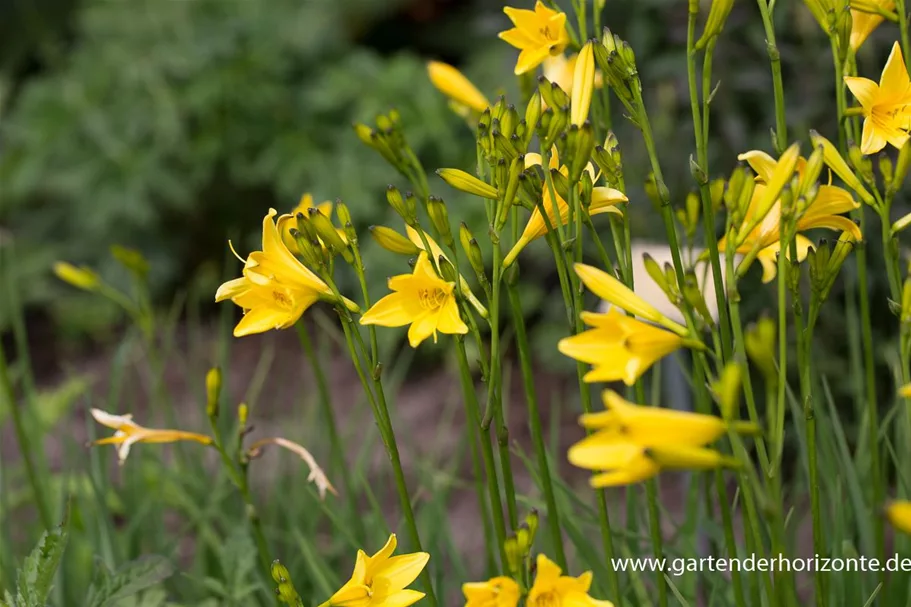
[{"xmin": 0, "ymin": 0, "xmax": 907, "ymax": 603}]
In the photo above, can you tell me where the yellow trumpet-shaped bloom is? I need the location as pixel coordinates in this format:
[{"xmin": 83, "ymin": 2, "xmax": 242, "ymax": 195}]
[
  {"xmin": 463, "ymin": 576, "xmax": 520, "ymax": 607},
  {"xmin": 719, "ymin": 150, "xmax": 861, "ymax": 283},
  {"xmin": 216, "ymin": 209, "xmax": 356, "ymax": 337},
  {"xmin": 886, "ymin": 500, "xmax": 911, "ymax": 534},
  {"xmin": 558, "ymin": 309, "xmax": 685, "ymax": 386},
  {"xmin": 498, "ymin": 1, "xmax": 570, "ymax": 75},
  {"xmin": 405, "ymin": 225, "xmax": 488, "ymax": 318},
  {"xmin": 526, "ymin": 554, "xmax": 614, "ymax": 607},
  {"xmin": 850, "ymin": 0, "xmax": 895, "ymax": 50},
  {"xmin": 324, "ymin": 534, "xmax": 429, "ymax": 607},
  {"xmin": 360, "ymin": 252, "xmax": 468, "ymax": 347},
  {"xmin": 567, "ymin": 391, "xmax": 751, "ymax": 487},
  {"xmin": 578, "ymin": 390, "xmax": 759, "ymax": 446},
  {"xmin": 845, "ymin": 42, "xmax": 911, "ymax": 154},
  {"xmin": 503, "ymin": 150, "xmax": 626, "ymax": 268},
  {"xmin": 427, "ymin": 61, "xmax": 490, "ymax": 114},
  {"xmin": 573, "ymin": 263, "xmax": 688, "ymax": 335},
  {"xmin": 90, "ymin": 408, "xmax": 212, "ymax": 464}
]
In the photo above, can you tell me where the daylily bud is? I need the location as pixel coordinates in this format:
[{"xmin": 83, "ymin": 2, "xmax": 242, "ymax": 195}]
[
  {"xmin": 810, "ymin": 130, "xmax": 875, "ymax": 205},
  {"xmin": 271, "ymin": 560, "xmax": 303, "ymax": 605},
  {"xmin": 797, "ymin": 145, "xmax": 825, "ymax": 199},
  {"xmin": 309, "ymin": 208, "xmax": 352, "ymax": 263},
  {"xmin": 880, "ymin": 152, "xmax": 895, "ymax": 188},
  {"xmin": 524, "ymin": 92, "xmax": 543, "ymax": 144},
  {"xmin": 494, "ymin": 158, "xmax": 509, "ymax": 192},
  {"xmin": 497, "ymin": 156, "xmax": 524, "ymax": 230},
  {"xmin": 712, "ymin": 363, "xmax": 742, "ymax": 421},
  {"xmin": 110, "ymin": 245, "xmax": 150, "ymax": 279},
  {"xmin": 459, "ymin": 223, "xmax": 487, "ymax": 283},
  {"xmin": 437, "ymin": 168, "xmax": 499, "ymax": 199},
  {"xmin": 238, "ymin": 402, "xmax": 249, "ymax": 429},
  {"xmin": 549, "ymin": 168, "xmax": 572, "ymax": 203},
  {"xmin": 386, "ymin": 185, "xmax": 416, "ymax": 225},
  {"xmin": 539, "ymin": 77, "xmax": 570, "ymax": 111},
  {"xmin": 571, "ymin": 41, "xmax": 596, "ymax": 126},
  {"xmin": 54, "ymin": 262, "xmax": 100, "ymax": 291},
  {"xmin": 335, "ymin": 201, "xmax": 353, "ymax": 228},
  {"xmin": 696, "ymin": 0, "xmax": 735, "ymax": 50},
  {"xmin": 370, "ymin": 226, "xmax": 420, "ymax": 255},
  {"xmin": 580, "ymin": 170, "xmax": 594, "ymax": 209},
  {"xmin": 690, "ymin": 155, "xmax": 708, "ymax": 185},
  {"xmin": 848, "ymin": 140, "xmax": 874, "ymax": 184},
  {"xmin": 504, "ymin": 536, "xmax": 521, "ymax": 576},
  {"xmin": 643, "ymin": 253, "xmax": 670, "ymax": 295},
  {"xmin": 686, "ymin": 191, "xmax": 701, "ymax": 236},
  {"xmin": 205, "ymin": 367, "xmax": 221, "ymax": 419},
  {"xmin": 501, "ymin": 104, "xmax": 519, "ymax": 139},
  {"xmin": 427, "ymin": 196, "xmax": 454, "ymax": 247},
  {"xmin": 893, "ymin": 212, "xmax": 911, "ymax": 235},
  {"xmin": 683, "ymin": 270, "xmax": 714, "ymax": 327},
  {"xmin": 710, "ymin": 178, "xmax": 725, "ymax": 211},
  {"xmin": 568, "ymin": 122, "xmax": 595, "ymax": 183},
  {"xmin": 516, "ymin": 523, "xmax": 532, "ymax": 555},
  {"xmin": 901, "ymin": 275, "xmax": 911, "ymax": 325},
  {"xmin": 892, "ymin": 140, "xmax": 911, "ymax": 196},
  {"xmin": 437, "ymin": 255, "xmax": 458, "ymax": 283},
  {"xmin": 525, "ymin": 508, "xmax": 539, "ymax": 544},
  {"xmin": 745, "ymin": 316, "xmax": 777, "ymax": 383}
]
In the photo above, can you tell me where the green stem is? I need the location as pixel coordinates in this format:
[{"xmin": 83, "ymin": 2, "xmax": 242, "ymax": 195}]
[
  {"xmin": 898, "ymin": 0, "xmax": 911, "ymax": 67},
  {"xmin": 295, "ymin": 323, "xmax": 364, "ymax": 543},
  {"xmin": 454, "ymin": 337, "xmax": 509, "ymax": 569},
  {"xmin": 686, "ymin": 13, "xmax": 732, "ymax": 362},
  {"xmin": 756, "ymin": 0, "xmax": 787, "ymax": 150},
  {"xmin": 0, "ymin": 343, "xmax": 53, "ymax": 531},
  {"xmin": 635, "ymin": 383, "xmax": 667, "ymax": 607},
  {"xmin": 506, "ymin": 283, "xmax": 568, "ymax": 570},
  {"xmin": 487, "ymin": 242, "xmax": 519, "ymax": 530},
  {"xmin": 338, "ymin": 317, "xmax": 437, "ymax": 606}
]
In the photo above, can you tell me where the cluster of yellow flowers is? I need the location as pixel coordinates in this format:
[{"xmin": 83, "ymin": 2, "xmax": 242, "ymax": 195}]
[{"xmin": 53, "ymin": 0, "xmax": 911, "ymax": 604}]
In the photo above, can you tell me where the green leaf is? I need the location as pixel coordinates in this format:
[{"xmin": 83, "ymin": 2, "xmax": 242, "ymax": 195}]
[
  {"xmin": 84, "ymin": 556, "xmax": 175, "ymax": 607},
  {"xmin": 14, "ymin": 517, "xmax": 69, "ymax": 607}
]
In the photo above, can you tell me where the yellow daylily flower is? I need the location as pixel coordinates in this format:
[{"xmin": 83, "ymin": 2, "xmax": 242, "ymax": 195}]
[
  {"xmin": 503, "ymin": 150, "xmax": 626, "ymax": 268},
  {"xmin": 573, "ymin": 263, "xmax": 688, "ymax": 335},
  {"xmin": 323, "ymin": 534, "xmax": 428, "ymax": 607},
  {"xmin": 541, "ymin": 53, "xmax": 604, "ymax": 101},
  {"xmin": 216, "ymin": 209, "xmax": 357, "ymax": 337},
  {"xmin": 851, "ymin": 0, "xmax": 895, "ymax": 50},
  {"xmin": 578, "ymin": 390, "xmax": 759, "ymax": 446},
  {"xmin": 405, "ymin": 225, "xmax": 488, "ymax": 317},
  {"xmin": 526, "ymin": 554, "xmax": 614, "ymax": 607},
  {"xmin": 569, "ymin": 435, "xmax": 736, "ymax": 487},
  {"xmin": 570, "ymin": 42, "xmax": 595, "ymax": 125},
  {"xmin": 719, "ymin": 150, "xmax": 861, "ymax": 282},
  {"xmin": 845, "ymin": 41, "xmax": 911, "ymax": 154},
  {"xmin": 463, "ymin": 576, "xmax": 521, "ymax": 607},
  {"xmin": 558, "ymin": 308, "xmax": 685, "ymax": 386},
  {"xmin": 89, "ymin": 408, "xmax": 212, "ymax": 464},
  {"xmin": 360, "ymin": 252, "xmax": 468, "ymax": 348},
  {"xmin": 498, "ymin": 1, "xmax": 570, "ymax": 75},
  {"xmin": 885, "ymin": 500, "xmax": 911, "ymax": 534},
  {"xmin": 427, "ymin": 61, "xmax": 490, "ymax": 114}
]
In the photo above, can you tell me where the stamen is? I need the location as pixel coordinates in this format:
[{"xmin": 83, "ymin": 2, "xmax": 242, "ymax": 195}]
[{"xmin": 228, "ymin": 240, "xmax": 246, "ymax": 264}]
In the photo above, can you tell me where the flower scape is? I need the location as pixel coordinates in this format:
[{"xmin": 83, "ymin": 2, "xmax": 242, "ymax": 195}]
[{"xmin": 20, "ymin": 0, "xmax": 911, "ymax": 606}]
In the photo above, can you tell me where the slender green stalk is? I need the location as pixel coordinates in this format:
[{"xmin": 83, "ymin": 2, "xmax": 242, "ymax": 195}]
[
  {"xmin": 295, "ymin": 323, "xmax": 364, "ymax": 543},
  {"xmin": 454, "ymin": 337, "xmax": 509, "ymax": 569},
  {"xmin": 0, "ymin": 342, "xmax": 53, "ymax": 531},
  {"xmin": 506, "ymin": 282, "xmax": 568, "ymax": 570},
  {"xmin": 206, "ymin": 416, "xmax": 274, "ymax": 603},
  {"xmin": 795, "ymin": 285, "xmax": 825, "ymax": 607},
  {"xmin": 486, "ymin": 242, "xmax": 519, "ymax": 530},
  {"xmin": 686, "ymin": 9, "xmax": 732, "ymax": 363},
  {"xmin": 635, "ymin": 382, "xmax": 667, "ymax": 607},
  {"xmin": 756, "ymin": 0, "xmax": 787, "ymax": 149},
  {"xmin": 898, "ymin": 0, "xmax": 911, "ymax": 67},
  {"xmin": 338, "ymin": 317, "xmax": 437, "ymax": 606}
]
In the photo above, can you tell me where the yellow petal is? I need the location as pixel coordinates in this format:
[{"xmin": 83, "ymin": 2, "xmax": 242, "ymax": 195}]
[
  {"xmin": 234, "ymin": 306, "xmax": 296, "ymax": 337},
  {"xmin": 589, "ymin": 187, "xmax": 628, "ymax": 211},
  {"xmin": 845, "ymin": 76, "xmax": 879, "ymax": 110},
  {"xmin": 498, "ymin": 27, "xmax": 538, "ymax": 50},
  {"xmin": 737, "ymin": 150, "xmax": 778, "ymax": 183},
  {"xmin": 373, "ymin": 552, "xmax": 430, "ymax": 593},
  {"xmin": 880, "ymin": 41, "xmax": 911, "ymax": 99},
  {"xmin": 558, "ymin": 331, "xmax": 626, "ymax": 365},
  {"xmin": 435, "ymin": 298, "xmax": 469, "ymax": 336},
  {"xmin": 515, "ymin": 46, "xmax": 552, "ymax": 75},
  {"xmin": 589, "ymin": 455, "xmax": 660, "ymax": 487},
  {"xmin": 378, "ymin": 589, "xmax": 426, "ymax": 607},
  {"xmin": 567, "ymin": 434, "xmax": 644, "ymax": 471},
  {"xmin": 798, "ymin": 214, "xmax": 862, "ymax": 241},
  {"xmin": 850, "ymin": 9, "xmax": 885, "ymax": 50},
  {"xmin": 90, "ymin": 408, "xmax": 135, "ymax": 431},
  {"xmin": 360, "ymin": 292, "xmax": 423, "ymax": 328},
  {"xmin": 407, "ymin": 310, "xmax": 440, "ymax": 348},
  {"xmin": 215, "ymin": 276, "xmax": 250, "ymax": 303},
  {"xmin": 646, "ymin": 444, "xmax": 736, "ymax": 469},
  {"xmin": 603, "ymin": 390, "xmax": 728, "ymax": 446},
  {"xmin": 860, "ymin": 117, "xmax": 888, "ymax": 155},
  {"xmin": 533, "ymin": 553, "xmax": 564, "ymax": 586}
]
